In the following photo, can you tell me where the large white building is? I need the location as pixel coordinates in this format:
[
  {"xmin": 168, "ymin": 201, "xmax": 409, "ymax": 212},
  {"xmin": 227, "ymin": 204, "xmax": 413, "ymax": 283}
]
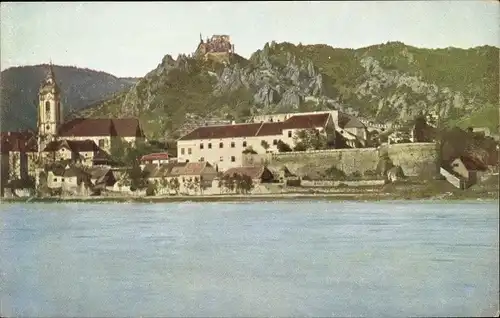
[
  {"xmin": 251, "ymin": 110, "xmax": 368, "ymax": 145},
  {"xmin": 176, "ymin": 112, "xmax": 338, "ymax": 171}
]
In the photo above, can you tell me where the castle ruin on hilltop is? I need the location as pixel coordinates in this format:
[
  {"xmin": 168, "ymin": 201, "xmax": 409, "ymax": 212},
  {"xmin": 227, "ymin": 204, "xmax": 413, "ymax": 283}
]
[{"xmin": 194, "ymin": 34, "xmax": 235, "ymax": 62}]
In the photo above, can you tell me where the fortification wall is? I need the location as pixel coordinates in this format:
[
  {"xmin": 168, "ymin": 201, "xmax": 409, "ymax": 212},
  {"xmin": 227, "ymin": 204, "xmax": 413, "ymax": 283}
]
[
  {"xmin": 387, "ymin": 143, "xmax": 438, "ymax": 177},
  {"xmin": 243, "ymin": 142, "xmax": 438, "ymax": 178}
]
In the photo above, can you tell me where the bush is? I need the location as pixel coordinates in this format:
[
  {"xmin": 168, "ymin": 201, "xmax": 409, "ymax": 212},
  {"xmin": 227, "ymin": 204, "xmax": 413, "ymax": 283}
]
[
  {"xmin": 242, "ymin": 147, "xmax": 257, "ymax": 154},
  {"xmin": 325, "ymin": 165, "xmax": 346, "ymax": 180},
  {"xmin": 146, "ymin": 183, "xmax": 156, "ymax": 196},
  {"xmin": 277, "ymin": 140, "xmax": 293, "ymax": 152}
]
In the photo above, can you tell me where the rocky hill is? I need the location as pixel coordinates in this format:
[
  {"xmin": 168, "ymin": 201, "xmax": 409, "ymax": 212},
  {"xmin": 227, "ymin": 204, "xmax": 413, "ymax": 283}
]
[
  {"xmin": 0, "ymin": 65, "xmax": 139, "ymax": 132},
  {"xmin": 76, "ymin": 41, "xmax": 499, "ymax": 140}
]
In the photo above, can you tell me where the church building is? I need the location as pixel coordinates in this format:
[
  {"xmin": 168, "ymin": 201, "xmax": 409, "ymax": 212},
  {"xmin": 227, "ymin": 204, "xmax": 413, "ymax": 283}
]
[{"xmin": 1, "ymin": 63, "xmax": 145, "ymax": 194}]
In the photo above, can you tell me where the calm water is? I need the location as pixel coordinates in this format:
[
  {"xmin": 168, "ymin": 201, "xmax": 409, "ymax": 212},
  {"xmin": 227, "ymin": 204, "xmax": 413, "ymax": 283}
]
[{"xmin": 1, "ymin": 201, "xmax": 498, "ymax": 317}]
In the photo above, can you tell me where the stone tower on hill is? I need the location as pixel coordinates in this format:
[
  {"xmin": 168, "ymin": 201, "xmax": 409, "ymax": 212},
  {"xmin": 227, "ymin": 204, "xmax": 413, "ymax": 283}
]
[{"xmin": 194, "ymin": 34, "xmax": 235, "ymax": 63}]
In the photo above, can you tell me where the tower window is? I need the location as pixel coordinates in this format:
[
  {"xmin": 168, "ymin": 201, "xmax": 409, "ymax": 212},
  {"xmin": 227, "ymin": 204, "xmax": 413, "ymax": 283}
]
[{"xmin": 45, "ymin": 101, "xmax": 50, "ymax": 112}]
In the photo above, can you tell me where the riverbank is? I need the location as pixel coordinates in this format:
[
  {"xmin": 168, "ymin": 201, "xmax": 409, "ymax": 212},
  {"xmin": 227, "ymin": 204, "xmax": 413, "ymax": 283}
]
[{"xmin": 1, "ymin": 186, "xmax": 498, "ymax": 204}]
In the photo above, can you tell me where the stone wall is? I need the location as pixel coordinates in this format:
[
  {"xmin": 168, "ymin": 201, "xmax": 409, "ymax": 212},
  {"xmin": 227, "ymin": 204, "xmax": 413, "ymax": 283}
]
[
  {"xmin": 243, "ymin": 142, "xmax": 438, "ymax": 178},
  {"xmin": 387, "ymin": 143, "xmax": 438, "ymax": 177}
]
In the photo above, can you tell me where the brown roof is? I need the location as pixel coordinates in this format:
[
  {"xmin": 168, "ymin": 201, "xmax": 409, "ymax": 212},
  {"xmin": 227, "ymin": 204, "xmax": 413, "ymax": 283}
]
[
  {"xmin": 224, "ymin": 166, "xmax": 270, "ymax": 179},
  {"xmin": 140, "ymin": 152, "xmax": 169, "ymax": 161},
  {"xmin": 456, "ymin": 156, "xmax": 488, "ymax": 171},
  {"xmin": 0, "ymin": 131, "xmax": 38, "ymax": 153},
  {"xmin": 146, "ymin": 162, "xmax": 216, "ymax": 178},
  {"xmin": 179, "ymin": 123, "xmax": 263, "ymax": 141},
  {"xmin": 43, "ymin": 139, "xmax": 99, "ymax": 153},
  {"xmin": 58, "ymin": 118, "xmax": 143, "ymax": 137},
  {"xmin": 179, "ymin": 113, "xmax": 331, "ymax": 141},
  {"xmin": 282, "ymin": 113, "xmax": 331, "ymax": 130},
  {"xmin": 256, "ymin": 122, "xmax": 283, "ymax": 136}
]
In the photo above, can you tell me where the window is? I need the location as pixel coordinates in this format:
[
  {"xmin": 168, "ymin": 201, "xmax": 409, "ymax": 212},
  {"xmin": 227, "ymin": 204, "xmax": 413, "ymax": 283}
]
[
  {"xmin": 61, "ymin": 178, "xmax": 65, "ymax": 182},
  {"xmin": 231, "ymin": 142, "xmax": 235, "ymax": 148},
  {"xmin": 185, "ymin": 159, "xmax": 189, "ymax": 163},
  {"xmin": 208, "ymin": 143, "xmax": 212, "ymax": 149},
  {"xmin": 288, "ymin": 131, "xmax": 292, "ymax": 138},
  {"xmin": 219, "ymin": 142, "xmax": 223, "ymax": 148},
  {"xmin": 200, "ymin": 157, "xmax": 205, "ymax": 162},
  {"xmin": 243, "ymin": 141, "xmax": 247, "ymax": 147},
  {"xmin": 181, "ymin": 148, "xmax": 185, "ymax": 155},
  {"xmin": 45, "ymin": 101, "xmax": 50, "ymax": 112},
  {"xmin": 220, "ymin": 156, "xmax": 224, "ymax": 162},
  {"xmin": 200, "ymin": 143, "xmax": 204, "ymax": 149},
  {"xmin": 98, "ymin": 139, "xmax": 105, "ymax": 148},
  {"xmin": 53, "ymin": 178, "xmax": 57, "ymax": 182},
  {"xmin": 188, "ymin": 148, "xmax": 192, "ymax": 155},
  {"xmin": 46, "ymin": 125, "xmax": 50, "ymax": 131},
  {"xmin": 231, "ymin": 156, "xmax": 235, "ymax": 162},
  {"xmin": 273, "ymin": 139, "xmax": 278, "ymax": 145}
]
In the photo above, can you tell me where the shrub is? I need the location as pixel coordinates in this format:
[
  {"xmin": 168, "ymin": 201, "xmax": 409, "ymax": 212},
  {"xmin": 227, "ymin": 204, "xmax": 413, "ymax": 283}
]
[
  {"xmin": 325, "ymin": 165, "xmax": 346, "ymax": 180},
  {"xmin": 277, "ymin": 140, "xmax": 293, "ymax": 152}
]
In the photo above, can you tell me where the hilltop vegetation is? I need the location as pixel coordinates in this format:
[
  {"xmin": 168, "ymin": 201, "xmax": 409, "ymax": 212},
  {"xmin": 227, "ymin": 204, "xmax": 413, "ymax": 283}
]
[{"xmin": 8, "ymin": 42, "xmax": 499, "ymax": 139}]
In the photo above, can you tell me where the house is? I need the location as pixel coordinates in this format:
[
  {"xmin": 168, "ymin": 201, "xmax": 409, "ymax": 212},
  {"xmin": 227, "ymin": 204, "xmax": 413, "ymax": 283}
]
[
  {"xmin": 223, "ymin": 166, "xmax": 275, "ymax": 184},
  {"xmin": 86, "ymin": 166, "xmax": 116, "ymax": 189},
  {"xmin": 46, "ymin": 165, "xmax": 92, "ymax": 195},
  {"xmin": 42, "ymin": 139, "xmax": 103, "ymax": 166},
  {"xmin": 251, "ymin": 110, "xmax": 368, "ymax": 147},
  {"xmin": 145, "ymin": 161, "xmax": 218, "ymax": 195},
  {"xmin": 449, "ymin": 156, "xmax": 488, "ymax": 186},
  {"xmin": 0, "ymin": 131, "xmax": 39, "ymax": 189},
  {"xmin": 177, "ymin": 112, "xmax": 335, "ymax": 171}
]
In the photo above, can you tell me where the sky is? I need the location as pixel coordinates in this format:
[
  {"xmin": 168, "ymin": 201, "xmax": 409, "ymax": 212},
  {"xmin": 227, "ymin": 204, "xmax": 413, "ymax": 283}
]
[{"xmin": 1, "ymin": 1, "xmax": 498, "ymax": 78}]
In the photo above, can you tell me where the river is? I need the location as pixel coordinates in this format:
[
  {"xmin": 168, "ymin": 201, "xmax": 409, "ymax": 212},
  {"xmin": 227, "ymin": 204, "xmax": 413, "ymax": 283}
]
[{"xmin": 1, "ymin": 201, "xmax": 498, "ymax": 317}]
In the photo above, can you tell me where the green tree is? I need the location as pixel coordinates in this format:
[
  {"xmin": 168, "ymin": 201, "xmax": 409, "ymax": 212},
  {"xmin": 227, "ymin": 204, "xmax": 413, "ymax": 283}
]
[
  {"xmin": 169, "ymin": 177, "xmax": 180, "ymax": 195},
  {"xmin": 293, "ymin": 129, "xmax": 327, "ymax": 151},
  {"xmin": 261, "ymin": 140, "xmax": 270, "ymax": 151},
  {"xmin": 277, "ymin": 140, "xmax": 293, "ymax": 152}
]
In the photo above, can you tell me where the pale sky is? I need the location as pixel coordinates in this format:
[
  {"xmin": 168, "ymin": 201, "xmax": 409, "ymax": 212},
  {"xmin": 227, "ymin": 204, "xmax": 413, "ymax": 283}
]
[{"xmin": 1, "ymin": 1, "xmax": 498, "ymax": 78}]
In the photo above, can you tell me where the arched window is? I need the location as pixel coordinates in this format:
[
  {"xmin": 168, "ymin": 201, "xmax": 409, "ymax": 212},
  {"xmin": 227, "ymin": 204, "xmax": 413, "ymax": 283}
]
[{"xmin": 45, "ymin": 101, "xmax": 50, "ymax": 112}]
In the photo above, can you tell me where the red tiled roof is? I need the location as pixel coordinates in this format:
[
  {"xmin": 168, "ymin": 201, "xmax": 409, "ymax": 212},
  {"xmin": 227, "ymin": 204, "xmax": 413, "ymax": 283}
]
[
  {"xmin": 458, "ymin": 156, "xmax": 488, "ymax": 171},
  {"xmin": 58, "ymin": 118, "xmax": 143, "ymax": 137},
  {"xmin": 140, "ymin": 152, "xmax": 169, "ymax": 161},
  {"xmin": 0, "ymin": 131, "xmax": 38, "ymax": 153},
  {"xmin": 43, "ymin": 139, "xmax": 99, "ymax": 153},
  {"xmin": 255, "ymin": 122, "xmax": 283, "ymax": 136},
  {"xmin": 282, "ymin": 113, "xmax": 330, "ymax": 130},
  {"xmin": 179, "ymin": 123, "xmax": 263, "ymax": 141},
  {"xmin": 179, "ymin": 113, "xmax": 331, "ymax": 141},
  {"xmin": 112, "ymin": 118, "xmax": 145, "ymax": 138}
]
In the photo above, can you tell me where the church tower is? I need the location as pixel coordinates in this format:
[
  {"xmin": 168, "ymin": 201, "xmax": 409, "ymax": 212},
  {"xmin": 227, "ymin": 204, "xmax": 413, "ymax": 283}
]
[{"xmin": 38, "ymin": 62, "xmax": 62, "ymax": 150}]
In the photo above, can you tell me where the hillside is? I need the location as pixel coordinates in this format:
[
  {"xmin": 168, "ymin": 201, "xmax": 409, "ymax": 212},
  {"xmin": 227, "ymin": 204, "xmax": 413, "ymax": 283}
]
[
  {"xmin": 0, "ymin": 65, "xmax": 139, "ymax": 132},
  {"xmin": 76, "ymin": 42, "xmax": 499, "ymax": 139}
]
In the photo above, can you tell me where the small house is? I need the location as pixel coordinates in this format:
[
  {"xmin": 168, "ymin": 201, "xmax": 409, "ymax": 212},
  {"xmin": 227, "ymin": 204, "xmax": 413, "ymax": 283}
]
[
  {"xmin": 449, "ymin": 155, "xmax": 488, "ymax": 186},
  {"xmin": 223, "ymin": 166, "xmax": 274, "ymax": 184}
]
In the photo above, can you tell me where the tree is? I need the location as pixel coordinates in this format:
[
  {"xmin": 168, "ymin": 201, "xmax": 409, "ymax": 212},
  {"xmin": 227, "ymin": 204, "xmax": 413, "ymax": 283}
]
[
  {"xmin": 242, "ymin": 147, "xmax": 257, "ymax": 154},
  {"xmin": 293, "ymin": 129, "xmax": 327, "ymax": 151},
  {"xmin": 193, "ymin": 176, "xmax": 200, "ymax": 195},
  {"xmin": 169, "ymin": 177, "xmax": 180, "ymax": 195},
  {"xmin": 261, "ymin": 140, "xmax": 270, "ymax": 151},
  {"xmin": 277, "ymin": 140, "xmax": 293, "ymax": 152},
  {"xmin": 239, "ymin": 174, "xmax": 254, "ymax": 194},
  {"xmin": 159, "ymin": 175, "xmax": 170, "ymax": 195}
]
